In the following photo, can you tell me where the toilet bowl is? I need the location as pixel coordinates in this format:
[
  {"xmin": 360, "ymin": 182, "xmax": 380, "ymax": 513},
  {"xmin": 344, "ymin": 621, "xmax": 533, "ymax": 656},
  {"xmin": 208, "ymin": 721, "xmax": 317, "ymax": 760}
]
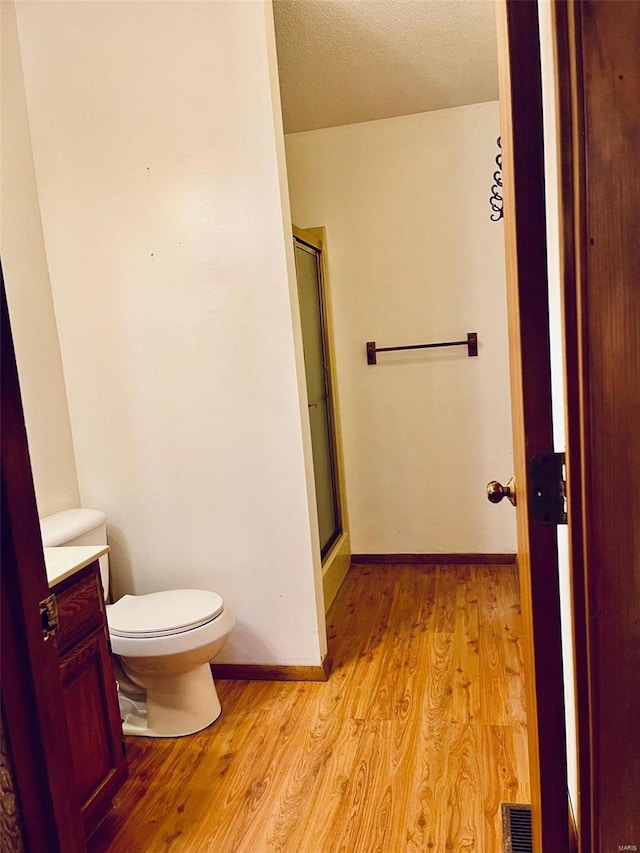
[
  {"xmin": 40, "ymin": 509, "xmax": 235, "ymax": 738},
  {"xmin": 107, "ymin": 590, "xmax": 235, "ymax": 737}
]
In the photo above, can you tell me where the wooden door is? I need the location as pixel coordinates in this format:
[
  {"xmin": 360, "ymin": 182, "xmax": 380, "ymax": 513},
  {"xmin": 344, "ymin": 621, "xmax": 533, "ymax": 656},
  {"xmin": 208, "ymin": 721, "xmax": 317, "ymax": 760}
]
[
  {"xmin": 1, "ymin": 272, "xmax": 86, "ymax": 852},
  {"xmin": 553, "ymin": 2, "xmax": 640, "ymax": 850},
  {"xmin": 495, "ymin": 3, "xmax": 571, "ymax": 850}
]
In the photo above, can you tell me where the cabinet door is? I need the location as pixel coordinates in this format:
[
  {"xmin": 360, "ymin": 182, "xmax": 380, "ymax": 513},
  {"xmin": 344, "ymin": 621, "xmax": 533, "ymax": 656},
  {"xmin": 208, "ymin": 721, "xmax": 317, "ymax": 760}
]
[{"xmin": 59, "ymin": 626, "xmax": 127, "ymax": 835}]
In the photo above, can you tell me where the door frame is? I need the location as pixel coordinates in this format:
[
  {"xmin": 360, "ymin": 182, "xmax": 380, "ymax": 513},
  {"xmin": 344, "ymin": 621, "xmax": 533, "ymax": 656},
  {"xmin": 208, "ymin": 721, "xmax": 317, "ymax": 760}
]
[
  {"xmin": 498, "ymin": 1, "xmax": 639, "ymax": 850},
  {"xmin": 496, "ymin": 1, "xmax": 572, "ymax": 850},
  {"xmin": 551, "ymin": 4, "xmax": 592, "ymax": 848},
  {"xmin": 552, "ymin": 2, "xmax": 640, "ymax": 850}
]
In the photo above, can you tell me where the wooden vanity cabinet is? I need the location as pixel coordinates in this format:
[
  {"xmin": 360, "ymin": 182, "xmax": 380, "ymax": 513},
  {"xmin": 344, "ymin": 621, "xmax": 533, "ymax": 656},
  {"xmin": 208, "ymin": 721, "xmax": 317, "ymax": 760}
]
[{"xmin": 52, "ymin": 560, "xmax": 127, "ymax": 836}]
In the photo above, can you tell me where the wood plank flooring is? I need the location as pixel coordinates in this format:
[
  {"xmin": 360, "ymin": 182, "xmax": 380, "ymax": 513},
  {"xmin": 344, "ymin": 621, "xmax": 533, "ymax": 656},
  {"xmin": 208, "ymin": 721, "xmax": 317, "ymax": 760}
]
[{"xmin": 88, "ymin": 564, "xmax": 529, "ymax": 852}]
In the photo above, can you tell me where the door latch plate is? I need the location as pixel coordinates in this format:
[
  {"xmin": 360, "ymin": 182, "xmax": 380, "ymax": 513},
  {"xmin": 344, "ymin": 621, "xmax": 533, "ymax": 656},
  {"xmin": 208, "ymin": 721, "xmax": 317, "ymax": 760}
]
[{"xmin": 529, "ymin": 452, "xmax": 567, "ymax": 525}]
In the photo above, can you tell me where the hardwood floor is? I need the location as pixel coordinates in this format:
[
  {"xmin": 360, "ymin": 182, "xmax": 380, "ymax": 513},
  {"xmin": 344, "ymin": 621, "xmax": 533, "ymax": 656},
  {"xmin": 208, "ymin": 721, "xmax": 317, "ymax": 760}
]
[{"xmin": 88, "ymin": 564, "xmax": 529, "ymax": 852}]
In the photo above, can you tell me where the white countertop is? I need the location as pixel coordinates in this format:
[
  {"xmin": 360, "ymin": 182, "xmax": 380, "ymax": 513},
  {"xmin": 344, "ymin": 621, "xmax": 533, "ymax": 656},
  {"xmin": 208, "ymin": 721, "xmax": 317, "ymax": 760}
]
[{"xmin": 44, "ymin": 545, "xmax": 109, "ymax": 588}]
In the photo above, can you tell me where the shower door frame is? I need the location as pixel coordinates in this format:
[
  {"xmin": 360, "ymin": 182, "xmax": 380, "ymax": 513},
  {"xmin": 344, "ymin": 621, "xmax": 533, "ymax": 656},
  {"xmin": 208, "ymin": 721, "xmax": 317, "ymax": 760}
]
[{"xmin": 293, "ymin": 227, "xmax": 344, "ymax": 562}]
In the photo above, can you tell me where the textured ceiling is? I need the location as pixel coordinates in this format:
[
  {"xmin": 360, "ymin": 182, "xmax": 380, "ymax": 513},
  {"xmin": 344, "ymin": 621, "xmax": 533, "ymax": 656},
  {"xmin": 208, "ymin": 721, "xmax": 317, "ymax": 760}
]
[{"xmin": 273, "ymin": 0, "xmax": 499, "ymax": 133}]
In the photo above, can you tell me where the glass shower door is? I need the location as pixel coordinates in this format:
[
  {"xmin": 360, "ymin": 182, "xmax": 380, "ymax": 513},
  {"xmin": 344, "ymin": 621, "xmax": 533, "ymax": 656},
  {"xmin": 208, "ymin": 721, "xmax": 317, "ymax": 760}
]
[{"xmin": 294, "ymin": 238, "xmax": 340, "ymax": 558}]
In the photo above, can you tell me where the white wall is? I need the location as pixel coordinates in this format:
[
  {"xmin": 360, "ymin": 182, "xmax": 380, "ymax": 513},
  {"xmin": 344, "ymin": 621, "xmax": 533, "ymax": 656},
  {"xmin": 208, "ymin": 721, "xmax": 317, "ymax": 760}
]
[
  {"xmin": 14, "ymin": 0, "xmax": 325, "ymax": 666},
  {"xmin": 538, "ymin": 0, "xmax": 578, "ymax": 817},
  {"xmin": 286, "ymin": 103, "xmax": 517, "ymax": 554},
  {"xmin": 1, "ymin": 0, "xmax": 80, "ymax": 518}
]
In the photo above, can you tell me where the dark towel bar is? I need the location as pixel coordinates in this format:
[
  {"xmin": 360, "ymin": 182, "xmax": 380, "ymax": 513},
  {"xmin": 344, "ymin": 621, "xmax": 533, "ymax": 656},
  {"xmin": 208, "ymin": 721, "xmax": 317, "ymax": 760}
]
[{"xmin": 366, "ymin": 332, "xmax": 478, "ymax": 365}]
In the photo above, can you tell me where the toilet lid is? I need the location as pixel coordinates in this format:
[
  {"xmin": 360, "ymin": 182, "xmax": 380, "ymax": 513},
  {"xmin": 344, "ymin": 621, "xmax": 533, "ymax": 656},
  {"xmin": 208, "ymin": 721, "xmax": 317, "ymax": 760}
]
[{"xmin": 107, "ymin": 590, "xmax": 224, "ymax": 638}]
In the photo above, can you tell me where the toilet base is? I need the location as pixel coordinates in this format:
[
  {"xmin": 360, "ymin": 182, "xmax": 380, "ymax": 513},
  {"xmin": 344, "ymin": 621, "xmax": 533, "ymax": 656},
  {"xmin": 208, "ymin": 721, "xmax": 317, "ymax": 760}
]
[{"xmin": 120, "ymin": 663, "xmax": 222, "ymax": 738}]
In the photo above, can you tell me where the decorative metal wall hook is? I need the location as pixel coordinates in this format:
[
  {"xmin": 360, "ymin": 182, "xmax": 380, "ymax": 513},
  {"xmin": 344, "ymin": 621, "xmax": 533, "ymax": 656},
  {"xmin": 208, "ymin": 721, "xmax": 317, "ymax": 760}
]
[{"xmin": 489, "ymin": 137, "xmax": 503, "ymax": 221}]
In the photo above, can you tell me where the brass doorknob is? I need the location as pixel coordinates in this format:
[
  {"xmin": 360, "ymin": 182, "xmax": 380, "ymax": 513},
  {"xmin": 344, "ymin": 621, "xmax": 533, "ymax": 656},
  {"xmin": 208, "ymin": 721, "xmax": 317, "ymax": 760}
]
[{"xmin": 487, "ymin": 477, "xmax": 516, "ymax": 506}]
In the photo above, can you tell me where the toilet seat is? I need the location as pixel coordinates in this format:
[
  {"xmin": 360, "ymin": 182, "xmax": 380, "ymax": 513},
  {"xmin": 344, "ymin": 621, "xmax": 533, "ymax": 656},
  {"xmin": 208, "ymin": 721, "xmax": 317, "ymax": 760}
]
[{"xmin": 107, "ymin": 590, "xmax": 224, "ymax": 638}]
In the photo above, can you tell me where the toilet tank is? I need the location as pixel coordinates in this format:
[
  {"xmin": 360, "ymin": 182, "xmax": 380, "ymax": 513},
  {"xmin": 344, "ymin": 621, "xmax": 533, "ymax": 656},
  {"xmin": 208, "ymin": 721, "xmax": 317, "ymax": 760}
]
[{"xmin": 40, "ymin": 509, "xmax": 110, "ymax": 598}]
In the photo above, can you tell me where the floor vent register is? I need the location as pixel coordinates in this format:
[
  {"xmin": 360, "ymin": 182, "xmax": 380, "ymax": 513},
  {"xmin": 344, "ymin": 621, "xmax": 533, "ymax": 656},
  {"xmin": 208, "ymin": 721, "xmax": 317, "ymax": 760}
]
[{"xmin": 501, "ymin": 803, "xmax": 533, "ymax": 853}]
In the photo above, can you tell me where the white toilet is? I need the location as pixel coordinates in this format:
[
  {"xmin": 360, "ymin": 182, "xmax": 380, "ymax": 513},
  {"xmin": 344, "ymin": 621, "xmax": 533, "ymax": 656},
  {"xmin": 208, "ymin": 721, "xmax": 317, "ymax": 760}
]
[{"xmin": 40, "ymin": 509, "xmax": 235, "ymax": 738}]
